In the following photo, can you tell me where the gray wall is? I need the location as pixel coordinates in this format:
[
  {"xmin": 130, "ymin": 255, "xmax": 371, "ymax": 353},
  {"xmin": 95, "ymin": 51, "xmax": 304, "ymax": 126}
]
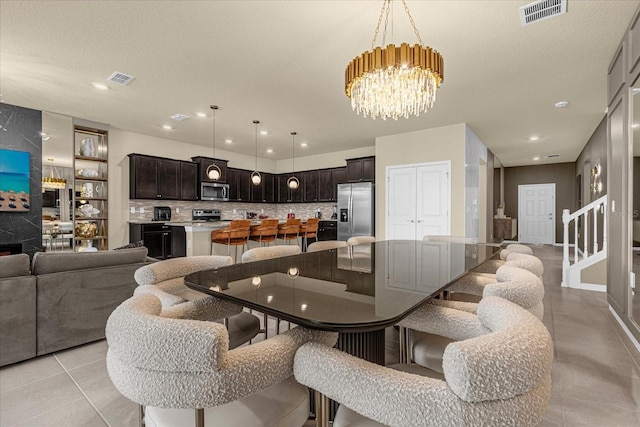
[
  {"xmin": 0, "ymin": 103, "xmax": 43, "ymax": 257},
  {"xmin": 503, "ymin": 162, "xmax": 576, "ymax": 244}
]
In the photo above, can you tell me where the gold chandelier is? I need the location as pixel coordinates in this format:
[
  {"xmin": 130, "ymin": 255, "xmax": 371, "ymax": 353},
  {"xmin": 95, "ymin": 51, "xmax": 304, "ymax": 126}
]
[
  {"xmin": 42, "ymin": 161, "xmax": 66, "ymax": 191},
  {"xmin": 345, "ymin": 0, "xmax": 444, "ymax": 120}
]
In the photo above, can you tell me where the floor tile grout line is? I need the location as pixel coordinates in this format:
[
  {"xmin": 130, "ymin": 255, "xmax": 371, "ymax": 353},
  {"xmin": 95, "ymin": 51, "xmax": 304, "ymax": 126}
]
[{"xmin": 56, "ymin": 358, "xmax": 112, "ymax": 427}]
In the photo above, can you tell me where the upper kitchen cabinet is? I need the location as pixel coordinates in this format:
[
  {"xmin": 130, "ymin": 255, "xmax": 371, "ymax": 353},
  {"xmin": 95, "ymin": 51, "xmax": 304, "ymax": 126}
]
[
  {"xmin": 346, "ymin": 156, "xmax": 375, "ymax": 182},
  {"xmin": 179, "ymin": 161, "xmax": 198, "ymax": 200},
  {"xmin": 303, "ymin": 170, "xmax": 319, "ymax": 202},
  {"xmin": 251, "ymin": 172, "xmax": 275, "ymax": 203},
  {"xmin": 227, "ymin": 168, "xmax": 252, "ymax": 202},
  {"xmin": 128, "ymin": 154, "xmax": 195, "ymax": 200},
  {"xmin": 191, "ymin": 156, "xmax": 228, "ymax": 183},
  {"xmin": 317, "ymin": 168, "xmax": 334, "ymax": 201}
]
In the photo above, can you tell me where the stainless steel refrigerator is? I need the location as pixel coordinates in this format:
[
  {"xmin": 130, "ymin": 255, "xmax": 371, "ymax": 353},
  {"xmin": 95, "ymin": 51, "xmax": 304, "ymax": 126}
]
[{"xmin": 337, "ymin": 182, "xmax": 375, "ymax": 241}]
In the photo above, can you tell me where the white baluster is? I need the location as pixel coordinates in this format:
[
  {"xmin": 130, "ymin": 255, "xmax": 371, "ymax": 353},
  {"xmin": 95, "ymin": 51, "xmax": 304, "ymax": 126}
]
[
  {"xmin": 583, "ymin": 210, "xmax": 589, "ymax": 260},
  {"xmin": 593, "ymin": 203, "xmax": 599, "ymax": 255},
  {"xmin": 602, "ymin": 198, "xmax": 608, "ymax": 251},
  {"xmin": 562, "ymin": 209, "xmax": 570, "ymax": 287},
  {"xmin": 574, "ymin": 216, "xmax": 578, "ymax": 265}
]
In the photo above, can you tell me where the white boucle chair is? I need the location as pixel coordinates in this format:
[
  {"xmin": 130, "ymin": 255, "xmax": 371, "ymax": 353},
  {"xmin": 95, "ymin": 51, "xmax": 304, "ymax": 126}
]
[
  {"xmin": 133, "ymin": 256, "xmax": 261, "ymax": 349},
  {"xmin": 400, "ymin": 265, "xmax": 545, "ymax": 373},
  {"xmin": 294, "ymin": 296, "xmax": 553, "ymax": 427},
  {"xmin": 241, "ymin": 245, "xmax": 302, "ymax": 336},
  {"xmin": 447, "ymin": 252, "xmax": 544, "ymax": 301},
  {"xmin": 346, "ymin": 236, "xmax": 375, "ymax": 246},
  {"xmin": 107, "ymin": 293, "xmax": 338, "ymax": 427},
  {"xmin": 423, "ymin": 235, "xmax": 475, "ymax": 244},
  {"xmin": 471, "ymin": 243, "xmax": 534, "ymax": 274},
  {"xmin": 307, "ymin": 240, "xmax": 348, "ymax": 252},
  {"xmin": 241, "ymin": 245, "xmax": 300, "ymax": 263}
]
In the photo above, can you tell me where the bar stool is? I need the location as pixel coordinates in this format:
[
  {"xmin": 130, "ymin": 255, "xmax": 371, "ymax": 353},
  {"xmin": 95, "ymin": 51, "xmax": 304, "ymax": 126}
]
[
  {"xmin": 277, "ymin": 218, "xmax": 301, "ymax": 246},
  {"xmin": 211, "ymin": 219, "xmax": 251, "ymax": 262},
  {"xmin": 299, "ymin": 218, "xmax": 319, "ymax": 252},
  {"xmin": 248, "ymin": 219, "xmax": 279, "ymax": 247}
]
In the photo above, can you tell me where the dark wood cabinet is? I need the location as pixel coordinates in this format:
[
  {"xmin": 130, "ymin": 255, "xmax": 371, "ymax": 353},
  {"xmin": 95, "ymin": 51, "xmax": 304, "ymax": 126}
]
[
  {"xmin": 346, "ymin": 157, "xmax": 375, "ymax": 182},
  {"xmin": 303, "ymin": 171, "xmax": 319, "ymax": 202},
  {"xmin": 129, "ymin": 154, "xmax": 195, "ymax": 200},
  {"xmin": 277, "ymin": 174, "xmax": 302, "ymax": 203},
  {"xmin": 318, "ymin": 220, "xmax": 337, "ymax": 241},
  {"xmin": 227, "ymin": 168, "xmax": 251, "ymax": 202},
  {"xmin": 157, "ymin": 159, "xmax": 180, "ymax": 199},
  {"xmin": 317, "ymin": 169, "xmax": 333, "ymax": 201},
  {"xmin": 179, "ymin": 161, "xmax": 198, "ymax": 201},
  {"xmin": 129, "ymin": 223, "xmax": 185, "ymax": 260},
  {"xmin": 191, "ymin": 156, "xmax": 228, "ymax": 183},
  {"xmin": 251, "ymin": 172, "xmax": 275, "ymax": 203}
]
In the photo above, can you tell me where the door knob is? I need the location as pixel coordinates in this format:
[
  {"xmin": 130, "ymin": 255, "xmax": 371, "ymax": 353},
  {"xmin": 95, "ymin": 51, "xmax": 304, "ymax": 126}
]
[{"xmin": 408, "ymin": 219, "xmax": 415, "ymax": 223}]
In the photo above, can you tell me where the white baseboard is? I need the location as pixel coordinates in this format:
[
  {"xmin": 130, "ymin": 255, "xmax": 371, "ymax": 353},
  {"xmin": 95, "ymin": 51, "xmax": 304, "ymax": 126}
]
[
  {"xmin": 570, "ymin": 282, "xmax": 606, "ymax": 293},
  {"xmin": 609, "ymin": 306, "xmax": 640, "ymax": 353}
]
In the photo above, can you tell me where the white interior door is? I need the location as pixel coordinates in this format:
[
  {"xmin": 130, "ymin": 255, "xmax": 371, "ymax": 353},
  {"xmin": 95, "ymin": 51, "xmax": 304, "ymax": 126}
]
[
  {"xmin": 518, "ymin": 184, "xmax": 555, "ymax": 244},
  {"xmin": 387, "ymin": 167, "xmax": 417, "ymax": 240},
  {"xmin": 387, "ymin": 162, "xmax": 450, "ymax": 240},
  {"xmin": 416, "ymin": 163, "xmax": 450, "ymax": 238}
]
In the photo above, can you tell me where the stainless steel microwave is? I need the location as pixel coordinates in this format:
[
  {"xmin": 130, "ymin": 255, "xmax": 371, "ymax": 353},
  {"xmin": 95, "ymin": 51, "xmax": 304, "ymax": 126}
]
[{"xmin": 201, "ymin": 182, "xmax": 229, "ymax": 201}]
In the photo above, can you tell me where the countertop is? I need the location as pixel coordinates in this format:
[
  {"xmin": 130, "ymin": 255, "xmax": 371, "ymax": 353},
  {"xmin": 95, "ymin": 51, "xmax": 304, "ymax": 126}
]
[{"xmin": 129, "ymin": 218, "xmax": 338, "ymax": 226}]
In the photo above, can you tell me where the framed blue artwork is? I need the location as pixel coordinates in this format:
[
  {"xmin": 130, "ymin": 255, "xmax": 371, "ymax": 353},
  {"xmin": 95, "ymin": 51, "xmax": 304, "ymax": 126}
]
[{"xmin": 0, "ymin": 149, "xmax": 31, "ymax": 212}]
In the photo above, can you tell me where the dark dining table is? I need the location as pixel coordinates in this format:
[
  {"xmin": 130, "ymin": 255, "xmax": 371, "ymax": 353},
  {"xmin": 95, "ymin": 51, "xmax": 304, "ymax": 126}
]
[{"xmin": 185, "ymin": 239, "xmax": 500, "ymax": 364}]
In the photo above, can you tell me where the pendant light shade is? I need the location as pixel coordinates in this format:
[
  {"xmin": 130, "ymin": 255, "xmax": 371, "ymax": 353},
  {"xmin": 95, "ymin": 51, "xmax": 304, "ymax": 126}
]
[
  {"xmin": 251, "ymin": 120, "xmax": 262, "ymax": 185},
  {"xmin": 287, "ymin": 132, "xmax": 299, "ymax": 190},
  {"xmin": 205, "ymin": 105, "xmax": 222, "ymax": 180}
]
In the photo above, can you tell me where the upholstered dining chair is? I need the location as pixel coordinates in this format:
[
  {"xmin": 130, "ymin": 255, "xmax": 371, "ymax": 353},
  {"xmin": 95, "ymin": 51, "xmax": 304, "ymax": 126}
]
[
  {"xmin": 423, "ymin": 235, "xmax": 474, "ymax": 244},
  {"xmin": 241, "ymin": 245, "xmax": 301, "ymax": 263},
  {"xmin": 346, "ymin": 235, "xmax": 375, "ymax": 246},
  {"xmin": 471, "ymin": 242, "xmax": 535, "ymax": 274},
  {"xmin": 294, "ymin": 296, "xmax": 553, "ymax": 427},
  {"xmin": 307, "ymin": 240, "xmax": 348, "ymax": 253},
  {"xmin": 399, "ymin": 265, "xmax": 545, "ymax": 372},
  {"xmin": 448, "ymin": 252, "xmax": 544, "ymax": 302},
  {"xmin": 211, "ymin": 219, "xmax": 251, "ymax": 261},
  {"xmin": 241, "ymin": 245, "xmax": 302, "ymax": 337},
  {"xmin": 277, "ymin": 218, "xmax": 301, "ymax": 246},
  {"xmin": 249, "ymin": 218, "xmax": 279, "ymax": 247},
  {"xmin": 299, "ymin": 218, "xmax": 319, "ymax": 251},
  {"xmin": 133, "ymin": 256, "xmax": 261, "ymax": 349},
  {"xmin": 107, "ymin": 293, "xmax": 338, "ymax": 427}
]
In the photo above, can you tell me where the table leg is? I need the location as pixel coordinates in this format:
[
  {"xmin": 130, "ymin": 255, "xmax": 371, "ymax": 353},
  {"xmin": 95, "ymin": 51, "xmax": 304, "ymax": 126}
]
[{"xmin": 314, "ymin": 390, "xmax": 329, "ymax": 427}]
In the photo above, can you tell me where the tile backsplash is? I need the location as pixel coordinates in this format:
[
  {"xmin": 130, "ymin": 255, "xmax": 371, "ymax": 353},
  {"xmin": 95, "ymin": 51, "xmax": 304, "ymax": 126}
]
[{"xmin": 129, "ymin": 200, "xmax": 337, "ymax": 222}]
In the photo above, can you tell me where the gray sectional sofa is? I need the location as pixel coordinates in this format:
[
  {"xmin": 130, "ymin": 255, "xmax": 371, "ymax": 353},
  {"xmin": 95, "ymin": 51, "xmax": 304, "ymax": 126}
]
[{"xmin": 0, "ymin": 247, "xmax": 150, "ymax": 367}]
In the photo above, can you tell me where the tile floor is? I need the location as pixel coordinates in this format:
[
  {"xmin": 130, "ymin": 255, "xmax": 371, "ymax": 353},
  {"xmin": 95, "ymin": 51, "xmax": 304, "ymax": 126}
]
[{"xmin": 1, "ymin": 245, "xmax": 639, "ymax": 426}]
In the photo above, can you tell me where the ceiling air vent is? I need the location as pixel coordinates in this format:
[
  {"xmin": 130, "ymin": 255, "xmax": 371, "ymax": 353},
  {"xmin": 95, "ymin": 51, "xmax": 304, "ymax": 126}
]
[
  {"xmin": 547, "ymin": 154, "xmax": 560, "ymax": 158},
  {"xmin": 106, "ymin": 71, "xmax": 136, "ymax": 86},
  {"xmin": 520, "ymin": 0, "xmax": 567, "ymax": 26}
]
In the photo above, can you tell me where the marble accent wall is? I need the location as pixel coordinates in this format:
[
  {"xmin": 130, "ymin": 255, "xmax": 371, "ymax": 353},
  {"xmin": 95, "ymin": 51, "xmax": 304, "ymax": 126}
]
[
  {"xmin": 129, "ymin": 199, "xmax": 337, "ymax": 222},
  {"xmin": 0, "ymin": 103, "xmax": 43, "ymax": 257}
]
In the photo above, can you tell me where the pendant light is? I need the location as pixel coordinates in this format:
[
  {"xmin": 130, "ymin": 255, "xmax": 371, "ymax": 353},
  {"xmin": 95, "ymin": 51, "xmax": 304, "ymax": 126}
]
[
  {"xmin": 251, "ymin": 120, "xmax": 262, "ymax": 185},
  {"xmin": 205, "ymin": 105, "xmax": 221, "ymax": 180},
  {"xmin": 287, "ymin": 132, "xmax": 299, "ymax": 190}
]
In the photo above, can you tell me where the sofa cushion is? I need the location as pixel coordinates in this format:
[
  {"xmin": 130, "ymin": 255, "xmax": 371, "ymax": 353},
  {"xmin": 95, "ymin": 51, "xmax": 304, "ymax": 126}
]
[
  {"xmin": 32, "ymin": 247, "xmax": 148, "ymax": 275},
  {"xmin": 0, "ymin": 253, "xmax": 30, "ymax": 278}
]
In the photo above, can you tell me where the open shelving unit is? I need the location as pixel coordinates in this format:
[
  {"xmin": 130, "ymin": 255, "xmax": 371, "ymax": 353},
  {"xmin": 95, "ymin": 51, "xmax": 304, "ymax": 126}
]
[{"xmin": 73, "ymin": 126, "xmax": 108, "ymax": 251}]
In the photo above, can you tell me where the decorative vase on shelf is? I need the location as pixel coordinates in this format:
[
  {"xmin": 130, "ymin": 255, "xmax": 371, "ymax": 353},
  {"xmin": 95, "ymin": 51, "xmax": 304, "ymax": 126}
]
[{"xmin": 81, "ymin": 137, "xmax": 96, "ymax": 157}]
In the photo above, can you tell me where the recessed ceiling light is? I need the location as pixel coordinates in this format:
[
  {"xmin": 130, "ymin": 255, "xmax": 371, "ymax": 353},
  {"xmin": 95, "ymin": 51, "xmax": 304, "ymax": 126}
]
[
  {"xmin": 224, "ymin": 139, "xmax": 233, "ymax": 144},
  {"xmin": 266, "ymin": 149, "xmax": 273, "ymax": 153},
  {"xmin": 47, "ymin": 158, "xmax": 54, "ymax": 162},
  {"xmin": 162, "ymin": 125, "xmax": 173, "ymax": 130},
  {"xmin": 92, "ymin": 83, "xmax": 109, "ymax": 90},
  {"xmin": 554, "ymin": 101, "xmax": 569, "ymax": 108},
  {"xmin": 40, "ymin": 132, "xmax": 50, "ymax": 141},
  {"xmin": 529, "ymin": 136, "xmax": 539, "ymax": 141},
  {"xmin": 300, "ymin": 142, "xmax": 308, "ymax": 147},
  {"xmin": 533, "ymin": 156, "xmax": 541, "ymax": 161},
  {"xmin": 196, "ymin": 112, "xmax": 207, "ymax": 118},
  {"xmin": 260, "ymin": 130, "xmax": 268, "ymax": 136},
  {"xmin": 170, "ymin": 113, "xmax": 190, "ymax": 121},
  {"xmin": 633, "ymin": 123, "xmax": 639, "ymax": 128}
]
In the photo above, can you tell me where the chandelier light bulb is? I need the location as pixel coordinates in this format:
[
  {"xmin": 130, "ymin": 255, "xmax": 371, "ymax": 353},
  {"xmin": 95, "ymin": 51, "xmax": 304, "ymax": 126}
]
[
  {"xmin": 251, "ymin": 171, "xmax": 262, "ymax": 185},
  {"xmin": 287, "ymin": 176, "xmax": 299, "ymax": 190},
  {"xmin": 207, "ymin": 167, "xmax": 221, "ymax": 180}
]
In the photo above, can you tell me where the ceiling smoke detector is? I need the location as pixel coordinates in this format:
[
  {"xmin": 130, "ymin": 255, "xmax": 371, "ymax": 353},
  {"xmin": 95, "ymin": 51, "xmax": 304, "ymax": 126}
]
[
  {"xmin": 520, "ymin": 0, "xmax": 567, "ymax": 26},
  {"xmin": 106, "ymin": 71, "xmax": 136, "ymax": 85}
]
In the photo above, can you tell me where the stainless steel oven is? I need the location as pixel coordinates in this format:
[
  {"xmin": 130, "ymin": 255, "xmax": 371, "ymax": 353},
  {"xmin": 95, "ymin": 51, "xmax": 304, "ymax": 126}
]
[{"xmin": 201, "ymin": 182, "xmax": 229, "ymax": 201}]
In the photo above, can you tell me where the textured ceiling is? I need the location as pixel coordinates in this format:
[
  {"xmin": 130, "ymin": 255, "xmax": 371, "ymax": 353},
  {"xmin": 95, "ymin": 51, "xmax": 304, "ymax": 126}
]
[{"xmin": 1, "ymin": 0, "xmax": 638, "ymax": 167}]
